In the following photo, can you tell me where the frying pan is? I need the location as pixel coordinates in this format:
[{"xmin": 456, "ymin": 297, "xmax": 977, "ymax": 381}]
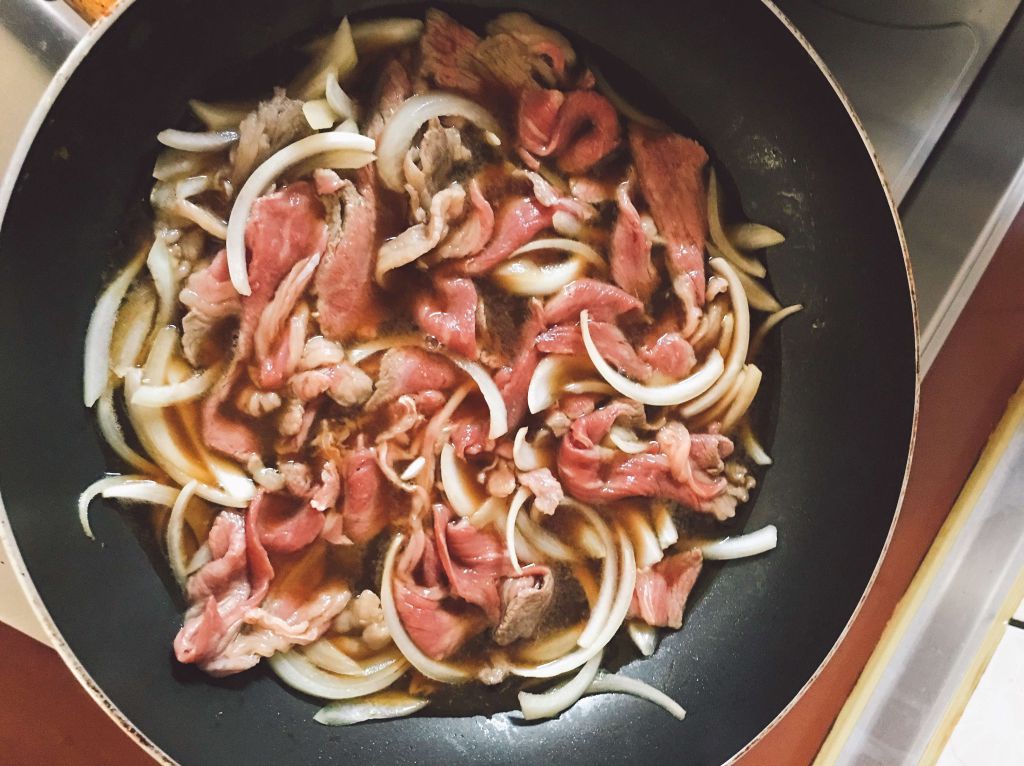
[{"xmin": 0, "ymin": 1, "xmax": 917, "ymax": 763}]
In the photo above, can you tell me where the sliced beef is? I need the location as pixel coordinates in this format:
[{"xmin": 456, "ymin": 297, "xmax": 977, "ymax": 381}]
[
  {"xmin": 628, "ymin": 123, "xmax": 709, "ymax": 305},
  {"xmin": 517, "ymin": 467, "xmax": 564, "ymax": 515},
  {"xmin": 414, "ymin": 269, "xmax": 479, "ymax": 358},
  {"xmin": 436, "ymin": 179, "xmax": 495, "ymax": 260},
  {"xmin": 536, "ymin": 320, "xmax": 653, "ymax": 381},
  {"xmin": 419, "ymin": 9, "xmax": 486, "ymax": 99},
  {"xmin": 493, "ymin": 564, "xmax": 553, "ymax": 645},
  {"xmin": 611, "ymin": 177, "xmax": 657, "ymax": 302},
  {"xmin": 365, "ymin": 347, "xmax": 462, "ymax": 411},
  {"xmin": 232, "ymin": 89, "xmax": 311, "ymax": 186},
  {"xmin": 495, "ymin": 299, "xmax": 547, "ymax": 431},
  {"xmin": 433, "ymin": 504, "xmax": 512, "ymax": 624},
  {"xmin": 252, "ymin": 252, "xmax": 319, "ymax": 389},
  {"xmin": 377, "ymin": 183, "xmax": 466, "ymax": 281},
  {"xmin": 180, "ymin": 250, "xmax": 241, "ymax": 367},
  {"xmin": 341, "ymin": 444, "xmax": 390, "ymax": 544},
  {"xmin": 542, "ymin": 278, "xmax": 644, "ymax": 325},
  {"xmin": 247, "ymin": 489, "xmax": 324, "ymax": 555},
  {"xmin": 288, "ymin": 362, "xmax": 373, "ymax": 407},
  {"xmin": 458, "ymin": 196, "xmax": 554, "ymax": 276},
  {"xmin": 487, "ymin": 12, "xmax": 575, "ymax": 83},
  {"xmin": 639, "ymin": 331, "xmax": 696, "ymax": 379},
  {"xmin": 518, "ymin": 89, "xmax": 621, "ymax": 174},
  {"xmin": 629, "ymin": 549, "xmax": 703, "ymax": 629}
]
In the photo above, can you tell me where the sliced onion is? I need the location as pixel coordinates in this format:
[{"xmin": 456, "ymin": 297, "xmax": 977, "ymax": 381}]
[
  {"xmin": 175, "ymin": 199, "xmax": 228, "ymax": 240},
  {"xmin": 727, "ymin": 222, "xmax": 785, "ymax": 251},
  {"xmin": 167, "ymin": 479, "xmax": 199, "ymax": 588},
  {"xmin": 303, "ymin": 642, "xmax": 403, "ymax": 678},
  {"xmin": 110, "ymin": 283, "xmax": 156, "ymax": 377},
  {"xmin": 514, "ymin": 623, "xmax": 585, "ymax": 665},
  {"xmin": 512, "ymin": 238, "xmax": 605, "ymax": 269},
  {"xmin": 351, "ymin": 17, "xmax": 424, "ymax": 57},
  {"xmin": 618, "ymin": 505, "xmax": 664, "ymax": 570},
  {"xmin": 608, "ymin": 425, "xmax": 650, "ymax": 455},
  {"xmin": 291, "ymin": 16, "xmax": 358, "ymax": 101},
  {"xmin": 562, "ymin": 381, "xmax": 616, "ymax": 396},
  {"xmin": 336, "ymin": 118, "xmax": 359, "ymax": 134},
  {"xmin": 734, "ymin": 267, "xmax": 783, "ymax": 313},
  {"xmin": 627, "ymin": 621, "xmax": 657, "ymax": 657},
  {"xmin": 96, "ymin": 387, "xmax": 159, "ymax": 473},
  {"xmin": 346, "ymin": 333, "xmax": 421, "ymax": 364},
  {"xmin": 399, "ymin": 456, "xmax": 426, "ymax": 482},
  {"xmin": 505, "ymin": 487, "xmax": 532, "ymax": 574},
  {"xmin": 303, "ymin": 99, "xmax": 338, "ymax": 131},
  {"xmin": 78, "ymin": 474, "xmax": 151, "ymax": 539},
  {"xmin": 227, "ymin": 132, "xmax": 375, "ymax": 295},
  {"xmin": 468, "ymin": 496, "xmax": 506, "ymax": 529},
  {"xmin": 515, "ymin": 511, "xmax": 575, "ymax": 562},
  {"xmin": 591, "ymin": 63, "xmax": 668, "ymax": 131},
  {"xmin": 449, "ymin": 355, "xmax": 508, "ymax": 439},
  {"xmin": 513, "ymin": 427, "xmax": 553, "ymax": 471},
  {"xmin": 707, "ymin": 170, "xmax": 766, "ymax": 278},
  {"xmin": 720, "ymin": 364, "xmax": 762, "ymax": 432},
  {"xmin": 189, "ymin": 99, "xmax": 254, "ymax": 130},
  {"xmin": 376, "ymin": 92, "xmax": 501, "ymax": 191},
  {"xmin": 145, "ymin": 238, "xmax": 178, "ymax": 332},
  {"xmin": 380, "ymin": 534, "xmax": 473, "ymax": 683},
  {"xmin": 439, "ymin": 442, "xmax": 485, "ymax": 518},
  {"xmin": 651, "ymin": 501, "xmax": 679, "ymax": 550},
  {"xmin": 702, "ymin": 525, "xmax": 778, "ymax": 560},
  {"xmin": 518, "ymin": 651, "xmax": 603, "ymax": 721},
  {"xmin": 268, "ymin": 648, "xmax": 408, "ymax": 700},
  {"xmin": 740, "ymin": 421, "xmax": 772, "ymax": 466},
  {"xmin": 157, "ymin": 128, "xmax": 238, "ymax": 153},
  {"xmin": 581, "ymin": 310, "xmax": 723, "ymax": 407},
  {"xmin": 492, "ymin": 255, "xmax": 588, "ymax": 297},
  {"xmin": 131, "ymin": 364, "xmax": 222, "ymax": 407},
  {"xmin": 325, "ymin": 72, "xmax": 357, "ymax": 122},
  {"xmin": 314, "ymin": 692, "xmax": 428, "ymax": 726},
  {"xmin": 586, "ymin": 672, "xmax": 686, "ymax": 720},
  {"xmin": 565, "ymin": 502, "xmax": 615, "ymax": 650},
  {"xmin": 101, "ymin": 480, "xmax": 180, "ymax": 506},
  {"xmin": 84, "ymin": 248, "xmax": 147, "ymax": 406},
  {"xmin": 527, "ymin": 354, "xmax": 593, "ymax": 414},
  {"xmin": 749, "ymin": 303, "xmax": 803, "ymax": 359},
  {"xmin": 681, "ymin": 259, "xmax": 751, "ymax": 418}
]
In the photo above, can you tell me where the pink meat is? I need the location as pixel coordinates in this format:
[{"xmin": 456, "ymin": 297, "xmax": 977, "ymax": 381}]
[
  {"xmin": 413, "ymin": 270, "xmax": 479, "ymax": 359},
  {"xmin": 639, "ymin": 331, "xmax": 696, "ymax": 379},
  {"xmin": 542, "ymin": 278, "xmax": 644, "ymax": 325},
  {"xmin": 496, "ymin": 300, "xmax": 547, "ymax": 431},
  {"xmin": 341, "ymin": 445, "xmax": 389, "ymax": 544},
  {"xmin": 419, "ymin": 9, "xmax": 485, "ymax": 99},
  {"xmin": 536, "ymin": 321, "xmax": 653, "ymax": 381},
  {"xmin": 315, "ymin": 178, "xmax": 384, "ymax": 342},
  {"xmin": 557, "ymin": 404, "xmax": 732, "ymax": 512},
  {"xmin": 276, "ymin": 400, "xmax": 320, "ymax": 456},
  {"xmin": 629, "ymin": 549, "xmax": 703, "ymax": 629},
  {"xmin": 518, "ymin": 89, "xmax": 621, "ymax": 174},
  {"xmin": 436, "ymin": 179, "xmax": 495, "ymax": 260},
  {"xmin": 458, "ymin": 196, "xmax": 554, "ymax": 275},
  {"xmin": 392, "ymin": 523, "xmax": 486, "ymax": 660},
  {"xmin": 253, "ymin": 252, "xmax": 319, "ymax": 389},
  {"xmin": 433, "ymin": 504, "xmax": 512, "ymax": 624},
  {"xmin": 179, "ymin": 249, "xmax": 241, "ymax": 367},
  {"xmin": 629, "ymin": 123, "xmax": 709, "ymax": 304},
  {"xmin": 173, "ymin": 509, "xmax": 274, "ymax": 671},
  {"xmin": 201, "ymin": 363, "xmax": 261, "ymax": 462},
  {"xmin": 494, "ymin": 563, "xmax": 554, "ymax": 645},
  {"xmin": 451, "ymin": 416, "xmax": 492, "ymax": 459},
  {"xmin": 247, "ymin": 490, "xmax": 324, "ymax": 555},
  {"xmin": 365, "ymin": 347, "xmax": 462, "ymax": 411},
  {"xmin": 611, "ymin": 177, "xmax": 657, "ymax": 302},
  {"xmin": 517, "ymin": 467, "xmax": 564, "ymax": 514},
  {"xmin": 288, "ymin": 362, "xmax": 373, "ymax": 407}
]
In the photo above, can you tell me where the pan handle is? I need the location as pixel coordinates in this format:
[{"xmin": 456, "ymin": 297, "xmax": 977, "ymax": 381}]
[{"xmin": 1, "ymin": 0, "xmax": 89, "ymax": 72}]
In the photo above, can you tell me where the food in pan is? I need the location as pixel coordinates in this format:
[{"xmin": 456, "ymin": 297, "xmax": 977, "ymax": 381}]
[{"xmin": 81, "ymin": 9, "xmax": 799, "ymax": 725}]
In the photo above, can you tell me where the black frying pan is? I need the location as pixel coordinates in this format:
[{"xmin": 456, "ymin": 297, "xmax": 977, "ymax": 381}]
[{"xmin": 0, "ymin": 1, "xmax": 917, "ymax": 763}]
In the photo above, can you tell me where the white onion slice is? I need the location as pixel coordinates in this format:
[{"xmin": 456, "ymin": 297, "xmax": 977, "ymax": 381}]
[
  {"xmin": 268, "ymin": 649, "xmax": 408, "ymax": 700},
  {"xmin": 315, "ymin": 692, "xmax": 428, "ymax": 726},
  {"xmin": 515, "ymin": 511, "xmax": 575, "ymax": 562},
  {"xmin": 189, "ymin": 99, "xmax": 254, "ymax": 130},
  {"xmin": 518, "ymin": 651, "xmax": 603, "ymax": 721},
  {"xmin": 336, "ymin": 119, "xmax": 359, "ymax": 134},
  {"xmin": 740, "ymin": 422, "xmax": 772, "ymax": 466},
  {"xmin": 720, "ymin": 364, "xmax": 763, "ymax": 432},
  {"xmin": 399, "ymin": 456, "xmax": 426, "ymax": 482},
  {"xmin": 566, "ymin": 503, "xmax": 615, "ymax": 649},
  {"xmin": 511, "ymin": 238, "xmax": 605, "ymax": 269},
  {"xmin": 734, "ymin": 266, "xmax": 783, "ymax": 313},
  {"xmin": 491, "ymin": 256, "xmax": 588, "ymax": 297},
  {"xmin": 131, "ymin": 364, "xmax": 222, "ymax": 407},
  {"xmin": 303, "ymin": 643, "xmax": 403, "ymax": 678},
  {"xmin": 175, "ymin": 199, "xmax": 228, "ymax": 240},
  {"xmin": 101, "ymin": 480, "xmax": 180, "ymax": 507},
  {"xmin": 351, "ymin": 18, "xmax": 424, "ymax": 57},
  {"xmin": 468, "ymin": 496, "xmax": 506, "ymax": 529},
  {"xmin": 227, "ymin": 132, "xmax": 375, "ymax": 295},
  {"xmin": 145, "ymin": 238, "xmax": 178, "ymax": 332},
  {"xmin": 626, "ymin": 621, "xmax": 657, "ymax": 657},
  {"xmin": 347, "ymin": 333, "xmax": 421, "ymax": 364},
  {"xmin": 681, "ymin": 259, "xmax": 751, "ymax": 418},
  {"xmin": 749, "ymin": 303, "xmax": 803, "ymax": 359},
  {"xmin": 618, "ymin": 506, "xmax": 664, "ymax": 570},
  {"xmin": 652, "ymin": 502, "xmax": 679, "ymax": 550},
  {"xmin": 512, "ymin": 427, "xmax": 553, "ymax": 471},
  {"xmin": 439, "ymin": 442, "xmax": 485, "ymax": 518},
  {"xmin": 708, "ymin": 170, "xmax": 766, "ymax": 278},
  {"xmin": 167, "ymin": 479, "xmax": 199, "ymax": 588},
  {"xmin": 84, "ymin": 249, "xmax": 147, "ymax": 406},
  {"xmin": 110, "ymin": 284, "xmax": 156, "ymax": 377},
  {"xmin": 701, "ymin": 525, "xmax": 778, "ymax": 560},
  {"xmin": 581, "ymin": 310, "xmax": 723, "ymax": 407},
  {"xmin": 561, "ymin": 381, "xmax": 616, "ymax": 396},
  {"xmin": 607, "ymin": 425, "xmax": 650, "ymax": 455},
  {"xmin": 325, "ymin": 72, "xmax": 357, "ymax": 122},
  {"xmin": 78, "ymin": 474, "xmax": 150, "ymax": 539},
  {"xmin": 303, "ymin": 99, "xmax": 338, "ymax": 131},
  {"xmin": 505, "ymin": 487, "xmax": 531, "ymax": 574},
  {"xmin": 727, "ymin": 222, "xmax": 785, "ymax": 251},
  {"xmin": 157, "ymin": 128, "xmax": 238, "ymax": 153},
  {"xmin": 449, "ymin": 355, "xmax": 508, "ymax": 439},
  {"xmin": 381, "ymin": 534, "xmax": 473, "ymax": 683},
  {"xmin": 376, "ymin": 92, "xmax": 501, "ymax": 191},
  {"xmin": 585, "ymin": 672, "xmax": 686, "ymax": 720},
  {"xmin": 96, "ymin": 387, "xmax": 159, "ymax": 473},
  {"xmin": 527, "ymin": 355, "xmax": 593, "ymax": 415},
  {"xmin": 291, "ymin": 16, "xmax": 358, "ymax": 101},
  {"xmin": 512, "ymin": 528, "xmax": 635, "ymax": 679}
]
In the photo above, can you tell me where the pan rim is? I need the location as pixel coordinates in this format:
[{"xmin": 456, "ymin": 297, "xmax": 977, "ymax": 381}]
[{"xmin": 0, "ymin": 1, "xmax": 920, "ymax": 764}]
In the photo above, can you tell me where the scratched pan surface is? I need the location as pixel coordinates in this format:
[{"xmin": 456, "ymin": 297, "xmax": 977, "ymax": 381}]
[{"xmin": 0, "ymin": 0, "xmax": 916, "ymax": 764}]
